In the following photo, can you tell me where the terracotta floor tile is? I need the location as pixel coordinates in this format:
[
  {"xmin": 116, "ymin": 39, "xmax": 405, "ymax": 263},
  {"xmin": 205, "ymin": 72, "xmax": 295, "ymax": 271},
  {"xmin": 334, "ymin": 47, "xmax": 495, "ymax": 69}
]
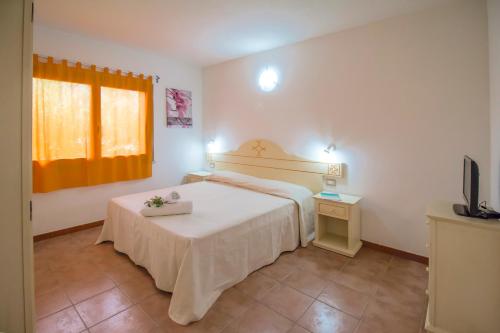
[
  {"xmin": 72, "ymin": 226, "xmax": 102, "ymax": 247},
  {"xmin": 156, "ymin": 316, "xmax": 203, "ymax": 333},
  {"xmin": 288, "ymin": 325, "xmax": 312, "ymax": 333},
  {"xmin": 75, "ymin": 287, "xmax": 132, "ymax": 327},
  {"xmin": 356, "ymin": 298, "xmax": 421, "ymax": 333},
  {"xmin": 259, "ymin": 258, "xmax": 297, "ymax": 281},
  {"xmin": 283, "ymin": 270, "xmax": 328, "ymax": 298},
  {"xmin": 35, "ymin": 288, "xmax": 72, "ymax": 319},
  {"xmin": 354, "ymin": 247, "xmax": 392, "ymax": 265},
  {"xmin": 261, "ymin": 284, "xmax": 314, "ymax": 321},
  {"xmin": 383, "ymin": 264, "xmax": 428, "ymax": 291},
  {"xmin": 119, "ymin": 273, "xmax": 158, "ymax": 303},
  {"xmin": 234, "ymin": 272, "xmax": 279, "ymax": 301},
  {"xmin": 342, "ymin": 258, "xmax": 389, "ymax": 277},
  {"xmin": 389, "ymin": 256, "xmax": 427, "ymax": 278},
  {"xmin": 298, "ymin": 253, "xmax": 344, "ymax": 278},
  {"xmin": 279, "ymin": 251, "xmax": 304, "ymax": 266},
  {"xmin": 65, "ymin": 274, "xmax": 116, "ymax": 304},
  {"xmin": 34, "ymin": 254, "xmax": 52, "ymax": 275},
  {"xmin": 221, "ymin": 303, "xmax": 293, "ymax": 333},
  {"xmin": 89, "ymin": 305, "xmax": 157, "ymax": 333},
  {"xmin": 35, "ymin": 269, "xmax": 64, "ymax": 297},
  {"xmin": 302, "ymin": 245, "xmax": 350, "ymax": 268},
  {"xmin": 317, "ymin": 282, "xmax": 370, "ymax": 318},
  {"xmin": 40, "ymin": 234, "xmax": 80, "ymax": 252},
  {"xmin": 155, "ymin": 304, "xmax": 234, "ymax": 333},
  {"xmin": 56, "ymin": 262, "xmax": 105, "ymax": 284},
  {"xmin": 187, "ymin": 307, "xmax": 235, "ymax": 333},
  {"xmin": 322, "ymin": 250, "xmax": 352, "ymax": 266},
  {"xmin": 93, "ymin": 248, "xmax": 132, "ymax": 267},
  {"xmin": 36, "ymin": 306, "xmax": 86, "ymax": 333},
  {"xmin": 100, "ymin": 260, "xmax": 148, "ymax": 285},
  {"xmin": 334, "ymin": 270, "xmax": 379, "ymax": 295},
  {"xmin": 375, "ymin": 275, "xmax": 426, "ymax": 316},
  {"xmin": 46, "ymin": 257, "xmax": 77, "ymax": 272},
  {"xmin": 211, "ymin": 287, "xmax": 256, "ymax": 319},
  {"xmin": 297, "ymin": 301, "xmax": 359, "ymax": 333},
  {"xmin": 139, "ymin": 292, "xmax": 172, "ymax": 324}
]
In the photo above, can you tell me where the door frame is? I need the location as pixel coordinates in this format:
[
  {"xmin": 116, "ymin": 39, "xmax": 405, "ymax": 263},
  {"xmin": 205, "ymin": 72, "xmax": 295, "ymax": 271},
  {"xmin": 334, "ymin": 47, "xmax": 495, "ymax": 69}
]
[{"xmin": 22, "ymin": 0, "xmax": 34, "ymax": 331}]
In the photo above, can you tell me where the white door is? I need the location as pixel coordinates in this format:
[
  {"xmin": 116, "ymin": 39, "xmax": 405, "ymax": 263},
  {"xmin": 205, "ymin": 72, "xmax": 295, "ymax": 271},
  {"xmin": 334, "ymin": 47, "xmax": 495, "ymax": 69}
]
[{"xmin": 0, "ymin": 0, "xmax": 34, "ymax": 332}]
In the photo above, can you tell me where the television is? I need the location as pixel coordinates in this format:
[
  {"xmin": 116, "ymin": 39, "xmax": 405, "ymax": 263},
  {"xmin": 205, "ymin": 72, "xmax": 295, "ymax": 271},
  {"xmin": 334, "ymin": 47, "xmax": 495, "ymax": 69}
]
[{"xmin": 453, "ymin": 156, "xmax": 480, "ymax": 217}]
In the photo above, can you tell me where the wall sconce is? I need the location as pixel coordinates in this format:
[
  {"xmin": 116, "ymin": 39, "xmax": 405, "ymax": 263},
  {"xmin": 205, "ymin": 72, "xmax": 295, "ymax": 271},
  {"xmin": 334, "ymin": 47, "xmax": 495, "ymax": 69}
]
[
  {"xmin": 258, "ymin": 67, "xmax": 279, "ymax": 92},
  {"xmin": 324, "ymin": 143, "xmax": 336, "ymax": 154},
  {"xmin": 207, "ymin": 140, "xmax": 216, "ymax": 153},
  {"xmin": 206, "ymin": 140, "xmax": 216, "ymax": 168}
]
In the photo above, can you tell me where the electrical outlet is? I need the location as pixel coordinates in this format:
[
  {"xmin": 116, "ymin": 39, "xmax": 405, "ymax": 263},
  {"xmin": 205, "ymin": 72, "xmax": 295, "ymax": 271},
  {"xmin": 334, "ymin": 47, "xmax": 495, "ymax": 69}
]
[
  {"xmin": 326, "ymin": 178, "xmax": 336, "ymax": 186},
  {"xmin": 323, "ymin": 175, "xmax": 337, "ymax": 187}
]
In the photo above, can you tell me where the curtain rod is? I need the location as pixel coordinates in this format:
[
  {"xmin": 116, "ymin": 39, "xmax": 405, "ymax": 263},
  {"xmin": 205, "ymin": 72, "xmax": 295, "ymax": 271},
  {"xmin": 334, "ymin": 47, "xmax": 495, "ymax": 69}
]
[{"xmin": 36, "ymin": 55, "xmax": 160, "ymax": 84}]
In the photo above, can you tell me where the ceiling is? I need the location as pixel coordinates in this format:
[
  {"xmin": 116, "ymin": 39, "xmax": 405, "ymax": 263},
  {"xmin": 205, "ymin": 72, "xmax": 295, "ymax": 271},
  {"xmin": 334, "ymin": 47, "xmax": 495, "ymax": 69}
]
[{"xmin": 35, "ymin": 0, "xmax": 454, "ymax": 67}]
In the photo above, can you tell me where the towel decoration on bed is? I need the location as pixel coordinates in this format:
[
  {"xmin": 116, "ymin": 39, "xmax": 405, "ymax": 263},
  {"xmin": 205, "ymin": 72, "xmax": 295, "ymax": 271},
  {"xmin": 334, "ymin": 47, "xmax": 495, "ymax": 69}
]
[{"xmin": 141, "ymin": 191, "xmax": 193, "ymax": 217}]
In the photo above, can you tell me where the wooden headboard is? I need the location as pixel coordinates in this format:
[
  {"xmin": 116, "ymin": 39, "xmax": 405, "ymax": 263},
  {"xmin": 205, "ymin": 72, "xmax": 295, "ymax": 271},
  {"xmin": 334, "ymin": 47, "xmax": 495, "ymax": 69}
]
[{"xmin": 209, "ymin": 139, "xmax": 338, "ymax": 193}]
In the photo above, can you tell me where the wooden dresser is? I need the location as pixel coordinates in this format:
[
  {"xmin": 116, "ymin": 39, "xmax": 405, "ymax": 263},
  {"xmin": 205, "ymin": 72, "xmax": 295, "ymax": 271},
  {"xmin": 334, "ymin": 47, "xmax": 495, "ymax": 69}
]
[{"xmin": 425, "ymin": 201, "xmax": 500, "ymax": 333}]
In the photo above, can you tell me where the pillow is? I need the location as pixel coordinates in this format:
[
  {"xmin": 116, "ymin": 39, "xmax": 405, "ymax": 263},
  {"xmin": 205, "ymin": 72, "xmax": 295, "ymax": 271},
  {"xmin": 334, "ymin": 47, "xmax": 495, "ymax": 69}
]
[{"xmin": 207, "ymin": 170, "xmax": 312, "ymax": 198}]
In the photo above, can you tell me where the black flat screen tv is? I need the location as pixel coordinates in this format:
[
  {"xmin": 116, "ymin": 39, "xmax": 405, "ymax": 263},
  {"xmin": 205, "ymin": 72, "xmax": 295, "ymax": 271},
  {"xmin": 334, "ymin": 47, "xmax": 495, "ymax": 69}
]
[{"xmin": 453, "ymin": 155, "xmax": 480, "ymax": 217}]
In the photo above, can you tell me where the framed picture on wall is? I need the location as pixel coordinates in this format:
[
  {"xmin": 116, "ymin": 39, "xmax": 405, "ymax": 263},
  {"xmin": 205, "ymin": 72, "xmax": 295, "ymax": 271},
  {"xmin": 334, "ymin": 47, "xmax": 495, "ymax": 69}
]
[{"xmin": 166, "ymin": 88, "xmax": 192, "ymax": 128}]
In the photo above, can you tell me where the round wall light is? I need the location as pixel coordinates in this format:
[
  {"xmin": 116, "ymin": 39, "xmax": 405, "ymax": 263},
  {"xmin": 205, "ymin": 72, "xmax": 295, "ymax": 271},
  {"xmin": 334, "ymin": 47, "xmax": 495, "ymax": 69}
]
[{"xmin": 258, "ymin": 67, "xmax": 279, "ymax": 92}]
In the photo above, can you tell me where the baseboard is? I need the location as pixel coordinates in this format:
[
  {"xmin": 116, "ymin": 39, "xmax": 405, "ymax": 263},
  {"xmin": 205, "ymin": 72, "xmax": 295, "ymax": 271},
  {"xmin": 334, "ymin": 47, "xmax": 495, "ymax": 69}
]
[
  {"xmin": 362, "ymin": 240, "xmax": 428, "ymax": 265},
  {"xmin": 33, "ymin": 220, "xmax": 104, "ymax": 242}
]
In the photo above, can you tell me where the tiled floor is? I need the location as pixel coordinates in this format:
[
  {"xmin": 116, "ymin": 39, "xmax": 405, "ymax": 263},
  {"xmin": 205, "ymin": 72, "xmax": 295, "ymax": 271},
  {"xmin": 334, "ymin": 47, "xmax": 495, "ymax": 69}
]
[{"xmin": 34, "ymin": 226, "xmax": 429, "ymax": 333}]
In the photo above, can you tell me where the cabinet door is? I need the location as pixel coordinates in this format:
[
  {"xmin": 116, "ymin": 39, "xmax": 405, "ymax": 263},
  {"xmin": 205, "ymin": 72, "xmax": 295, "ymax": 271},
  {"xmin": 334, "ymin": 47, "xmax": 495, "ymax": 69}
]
[{"xmin": 433, "ymin": 220, "xmax": 500, "ymax": 333}]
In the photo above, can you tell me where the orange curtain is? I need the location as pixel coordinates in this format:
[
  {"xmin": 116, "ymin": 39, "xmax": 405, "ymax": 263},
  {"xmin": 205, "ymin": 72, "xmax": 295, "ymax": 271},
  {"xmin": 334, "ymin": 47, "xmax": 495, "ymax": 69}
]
[{"xmin": 32, "ymin": 54, "xmax": 153, "ymax": 193}]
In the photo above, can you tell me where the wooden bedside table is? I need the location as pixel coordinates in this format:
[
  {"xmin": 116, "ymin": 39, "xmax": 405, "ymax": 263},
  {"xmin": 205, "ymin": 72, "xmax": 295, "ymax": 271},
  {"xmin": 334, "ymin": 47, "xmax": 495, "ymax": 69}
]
[
  {"xmin": 186, "ymin": 171, "xmax": 212, "ymax": 183},
  {"xmin": 312, "ymin": 192, "xmax": 362, "ymax": 257}
]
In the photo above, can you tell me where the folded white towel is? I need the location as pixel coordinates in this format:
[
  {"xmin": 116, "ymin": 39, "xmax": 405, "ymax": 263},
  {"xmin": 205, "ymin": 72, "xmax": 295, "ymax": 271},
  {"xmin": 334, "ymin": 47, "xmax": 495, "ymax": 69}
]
[{"xmin": 140, "ymin": 200, "xmax": 193, "ymax": 217}]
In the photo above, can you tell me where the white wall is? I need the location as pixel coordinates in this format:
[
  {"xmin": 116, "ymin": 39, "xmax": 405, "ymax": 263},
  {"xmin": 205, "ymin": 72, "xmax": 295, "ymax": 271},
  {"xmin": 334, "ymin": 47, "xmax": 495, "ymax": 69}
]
[
  {"xmin": 489, "ymin": 0, "xmax": 500, "ymax": 211},
  {"xmin": 33, "ymin": 25, "xmax": 204, "ymax": 235},
  {"xmin": 203, "ymin": 0, "xmax": 490, "ymax": 256}
]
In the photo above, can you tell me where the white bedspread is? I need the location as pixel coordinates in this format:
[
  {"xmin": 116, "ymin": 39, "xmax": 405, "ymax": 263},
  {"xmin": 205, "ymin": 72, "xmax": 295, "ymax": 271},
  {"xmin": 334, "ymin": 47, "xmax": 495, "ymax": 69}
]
[{"xmin": 97, "ymin": 178, "xmax": 313, "ymax": 325}]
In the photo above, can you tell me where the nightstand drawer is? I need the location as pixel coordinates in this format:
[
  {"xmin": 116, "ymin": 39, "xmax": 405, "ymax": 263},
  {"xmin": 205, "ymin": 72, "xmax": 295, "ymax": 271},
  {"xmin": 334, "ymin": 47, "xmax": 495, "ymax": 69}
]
[{"xmin": 318, "ymin": 203, "xmax": 348, "ymax": 220}]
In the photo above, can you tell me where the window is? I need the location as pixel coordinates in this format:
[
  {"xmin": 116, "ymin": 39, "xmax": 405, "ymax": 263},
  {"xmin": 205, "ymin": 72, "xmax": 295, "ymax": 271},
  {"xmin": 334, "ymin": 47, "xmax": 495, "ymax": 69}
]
[
  {"xmin": 100, "ymin": 87, "xmax": 146, "ymax": 157},
  {"xmin": 32, "ymin": 55, "xmax": 153, "ymax": 193},
  {"xmin": 33, "ymin": 78, "xmax": 91, "ymax": 161}
]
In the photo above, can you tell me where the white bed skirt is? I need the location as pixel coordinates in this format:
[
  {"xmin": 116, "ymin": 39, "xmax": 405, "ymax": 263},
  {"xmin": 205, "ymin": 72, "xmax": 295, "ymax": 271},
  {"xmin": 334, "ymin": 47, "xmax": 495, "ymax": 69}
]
[{"xmin": 96, "ymin": 181, "xmax": 300, "ymax": 325}]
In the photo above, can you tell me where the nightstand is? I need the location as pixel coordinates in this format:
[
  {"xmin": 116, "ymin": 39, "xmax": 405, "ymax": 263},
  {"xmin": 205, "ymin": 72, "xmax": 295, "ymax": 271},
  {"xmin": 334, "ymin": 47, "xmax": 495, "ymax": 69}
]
[
  {"xmin": 312, "ymin": 192, "xmax": 362, "ymax": 257},
  {"xmin": 185, "ymin": 171, "xmax": 212, "ymax": 183}
]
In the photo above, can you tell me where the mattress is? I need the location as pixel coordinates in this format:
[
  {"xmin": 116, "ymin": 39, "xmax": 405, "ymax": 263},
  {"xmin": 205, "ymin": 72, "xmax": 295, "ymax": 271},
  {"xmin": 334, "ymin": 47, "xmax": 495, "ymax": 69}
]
[{"xmin": 96, "ymin": 179, "xmax": 310, "ymax": 324}]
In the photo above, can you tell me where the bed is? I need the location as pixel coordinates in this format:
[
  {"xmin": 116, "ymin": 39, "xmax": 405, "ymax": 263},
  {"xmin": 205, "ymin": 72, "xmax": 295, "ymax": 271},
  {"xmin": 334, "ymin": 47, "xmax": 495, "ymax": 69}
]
[{"xmin": 96, "ymin": 140, "xmax": 332, "ymax": 325}]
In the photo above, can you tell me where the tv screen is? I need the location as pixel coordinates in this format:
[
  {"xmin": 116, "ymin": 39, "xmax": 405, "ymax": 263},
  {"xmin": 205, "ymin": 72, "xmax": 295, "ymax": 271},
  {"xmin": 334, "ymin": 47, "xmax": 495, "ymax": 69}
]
[{"xmin": 463, "ymin": 156, "xmax": 479, "ymax": 215}]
